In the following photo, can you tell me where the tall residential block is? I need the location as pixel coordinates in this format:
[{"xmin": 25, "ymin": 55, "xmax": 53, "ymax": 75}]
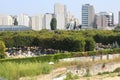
[
  {"xmin": 32, "ymin": 14, "xmax": 44, "ymax": 31},
  {"xmin": 0, "ymin": 14, "xmax": 13, "ymax": 25},
  {"xmin": 17, "ymin": 14, "xmax": 30, "ymax": 27},
  {"xmin": 82, "ymin": 4, "xmax": 95, "ymax": 29},
  {"xmin": 54, "ymin": 3, "xmax": 67, "ymax": 30},
  {"xmin": 44, "ymin": 13, "xmax": 53, "ymax": 30},
  {"xmin": 96, "ymin": 12, "xmax": 114, "ymax": 29}
]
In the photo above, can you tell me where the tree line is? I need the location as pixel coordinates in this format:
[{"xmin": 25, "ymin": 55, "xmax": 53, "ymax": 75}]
[{"xmin": 0, "ymin": 30, "xmax": 120, "ymax": 53}]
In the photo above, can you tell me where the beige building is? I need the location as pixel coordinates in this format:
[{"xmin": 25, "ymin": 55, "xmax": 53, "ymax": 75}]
[
  {"xmin": 32, "ymin": 14, "xmax": 44, "ymax": 31},
  {"xmin": 96, "ymin": 12, "xmax": 114, "ymax": 29},
  {"xmin": 96, "ymin": 14, "xmax": 108, "ymax": 29},
  {"xmin": 0, "ymin": 14, "xmax": 13, "ymax": 25},
  {"xmin": 54, "ymin": 3, "xmax": 67, "ymax": 30},
  {"xmin": 17, "ymin": 14, "xmax": 30, "ymax": 27}
]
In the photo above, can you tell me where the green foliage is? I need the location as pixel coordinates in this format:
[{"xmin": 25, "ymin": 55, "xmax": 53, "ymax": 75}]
[
  {"xmin": 64, "ymin": 72, "xmax": 79, "ymax": 80},
  {"xmin": 50, "ymin": 18, "xmax": 57, "ymax": 30},
  {"xmin": 98, "ymin": 71, "xmax": 110, "ymax": 75},
  {"xmin": 85, "ymin": 38, "xmax": 96, "ymax": 51},
  {"xmin": 114, "ymin": 67, "xmax": 120, "ymax": 72},
  {"xmin": 0, "ymin": 62, "xmax": 52, "ymax": 80},
  {"xmin": 0, "ymin": 41, "xmax": 6, "ymax": 58},
  {"xmin": 0, "ymin": 30, "xmax": 120, "ymax": 52}
]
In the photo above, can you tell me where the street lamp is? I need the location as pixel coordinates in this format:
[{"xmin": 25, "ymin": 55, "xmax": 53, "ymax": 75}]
[{"xmin": 49, "ymin": 62, "xmax": 54, "ymax": 80}]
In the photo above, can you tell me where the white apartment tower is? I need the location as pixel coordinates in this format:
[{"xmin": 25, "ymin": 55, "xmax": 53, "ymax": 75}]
[
  {"xmin": 54, "ymin": 3, "xmax": 67, "ymax": 30},
  {"xmin": 17, "ymin": 14, "xmax": 30, "ymax": 27},
  {"xmin": 32, "ymin": 14, "xmax": 44, "ymax": 31},
  {"xmin": 0, "ymin": 14, "xmax": 13, "ymax": 25},
  {"xmin": 82, "ymin": 4, "xmax": 95, "ymax": 29},
  {"xmin": 44, "ymin": 13, "xmax": 53, "ymax": 30}
]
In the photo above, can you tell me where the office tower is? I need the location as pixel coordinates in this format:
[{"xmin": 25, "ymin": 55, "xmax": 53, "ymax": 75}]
[
  {"xmin": 17, "ymin": 14, "xmax": 30, "ymax": 27},
  {"xmin": 54, "ymin": 3, "xmax": 67, "ymax": 30},
  {"xmin": 82, "ymin": 4, "xmax": 95, "ymax": 29},
  {"xmin": 32, "ymin": 14, "xmax": 44, "ymax": 31},
  {"xmin": 0, "ymin": 14, "xmax": 13, "ymax": 25},
  {"xmin": 44, "ymin": 13, "xmax": 53, "ymax": 30},
  {"xmin": 96, "ymin": 12, "xmax": 114, "ymax": 29}
]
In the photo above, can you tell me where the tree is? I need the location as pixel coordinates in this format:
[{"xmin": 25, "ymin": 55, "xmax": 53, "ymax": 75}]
[
  {"xmin": 0, "ymin": 41, "xmax": 6, "ymax": 58},
  {"xmin": 14, "ymin": 18, "xmax": 18, "ymax": 26},
  {"xmin": 85, "ymin": 38, "xmax": 96, "ymax": 51},
  {"xmin": 50, "ymin": 18, "xmax": 57, "ymax": 30}
]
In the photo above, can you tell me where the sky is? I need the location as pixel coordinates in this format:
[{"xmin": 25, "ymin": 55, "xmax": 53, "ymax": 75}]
[{"xmin": 0, "ymin": 0, "xmax": 120, "ymax": 23}]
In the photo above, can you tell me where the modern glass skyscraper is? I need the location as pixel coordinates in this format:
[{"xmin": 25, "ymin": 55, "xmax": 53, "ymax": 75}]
[
  {"xmin": 82, "ymin": 4, "xmax": 95, "ymax": 29},
  {"xmin": 54, "ymin": 3, "xmax": 67, "ymax": 30}
]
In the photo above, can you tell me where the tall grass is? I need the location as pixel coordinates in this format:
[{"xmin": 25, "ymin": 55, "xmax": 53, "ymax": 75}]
[{"xmin": 0, "ymin": 62, "xmax": 52, "ymax": 80}]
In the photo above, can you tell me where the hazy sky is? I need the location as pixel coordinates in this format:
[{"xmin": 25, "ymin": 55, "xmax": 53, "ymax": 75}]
[{"xmin": 0, "ymin": 0, "xmax": 120, "ymax": 23}]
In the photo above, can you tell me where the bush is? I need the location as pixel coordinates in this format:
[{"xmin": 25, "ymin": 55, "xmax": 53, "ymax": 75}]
[
  {"xmin": 64, "ymin": 72, "xmax": 79, "ymax": 80},
  {"xmin": 0, "ymin": 41, "xmax": 6, "ymax": 59},
  {"xmin": 114, "ymin": 67, "xmax": 120, "ymax": 72}
]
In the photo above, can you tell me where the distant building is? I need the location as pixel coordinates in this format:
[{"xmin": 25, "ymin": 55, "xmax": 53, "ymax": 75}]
[
  {"xmin": 66, "ymin": 11, "xmax": 80, "ymax": 30},
  {"xmin": 44, "ymin": 13, "xmax": 53, "ymax": 30},
  {"xmin": 32, "ymin": 14, "xmax": 44, "ymax": 31},
  {"xmin": 0, "ymin": 14, "xmax": 13, "ymax": 26},
  {"xmin": 17, "ymin": 14, "xmax": 30, "ymax": 27},
  {"xmin": 0, "ymin": 25, "xmax": 32, "ymax": 31},
  {"xmin": 54, "ymin": 3, "xmax": 67, "ymax": 30},
  {"xmin": 118, "ymin": 11, "xmax": 120, "ymax": 26},
  {"xmin": 96, "ymin": 12, "xmax": 114, "ymax": 29},
  {"xmin": 82, "ymin": 4, "xmax": 95, "ymax": 29}
]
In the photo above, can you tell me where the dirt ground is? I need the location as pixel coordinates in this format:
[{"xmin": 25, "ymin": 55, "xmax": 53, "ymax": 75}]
[{"xmin": 78, "ymin": 73, "xmax": 120, "ymax": 80}]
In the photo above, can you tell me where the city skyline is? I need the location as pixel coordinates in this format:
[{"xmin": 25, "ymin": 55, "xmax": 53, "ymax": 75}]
[{"xmin": 0, "ymin": 0, "xmax": 120, "ymax": 23}]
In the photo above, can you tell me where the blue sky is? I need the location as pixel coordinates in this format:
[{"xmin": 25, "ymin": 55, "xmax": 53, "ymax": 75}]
[{"xmin": 0, "ymin": 0, "xmax": 120, "ymax": 23}]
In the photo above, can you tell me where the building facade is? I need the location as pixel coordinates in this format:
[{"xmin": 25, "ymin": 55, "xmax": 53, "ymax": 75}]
[
  {"xmin": 32, "ymin": 14, "xmax": 44, "ymax": 31},
  {"xmin": 0, "ymin": 14, "xmax": 13, "ymax": 25},
  {"xmin": 96, "ymin": 12, "xmax": 114, "ymax": 29},
  {"xmin": 118, "ymin": 11, "xmax": 120, "ymax": 26},
  {"xmin": 82, "ymin": 4, "xmax": 95, "ymax": 29},
  {"xmin": 54, "ymin": 3, "xmax": 67, "ymax": 30},
  {"xmin": 44, "ymin": 13, "xmax": 53, "ymax": 30},
  {"xmin": 17, "ymin": 14, "xmax": 30, "ymax": 27}
]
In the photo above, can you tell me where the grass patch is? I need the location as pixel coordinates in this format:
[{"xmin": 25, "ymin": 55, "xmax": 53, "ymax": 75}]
[
  {"xmin": 64, "ymin": 72, "xmax": 79, "ymax": 80},
  {"xmin": 0, "ymin": 62, "xmax": 52, "ymax": 80},
  {"xmin": 98, "ymin": 72, "xmax": 110, "ymax": 75}
]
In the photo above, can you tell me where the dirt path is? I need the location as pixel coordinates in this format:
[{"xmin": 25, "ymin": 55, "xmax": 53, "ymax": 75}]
[{"xmin": 19, "ymin": 67, "xmax": 66, "ymax": 80}]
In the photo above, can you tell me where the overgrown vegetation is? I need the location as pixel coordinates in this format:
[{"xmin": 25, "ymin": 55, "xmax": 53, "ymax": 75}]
[
  {"xmin": 0, "ymin": 41, "xmax": 6, "ymax": 58},
  {"xmin": 64, "ymin": 72, "xmax": 79, "ymax": 80},
  {"xmin": 0, "ymin": 62, "xmax": 52, "ymax": 80}
]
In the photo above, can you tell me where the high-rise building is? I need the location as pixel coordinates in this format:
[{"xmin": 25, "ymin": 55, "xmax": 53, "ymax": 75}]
[
  {"xmin": 82, "ymin": 4, "xmax": 95, "ymax": 29},
  {"xmin": 118, "ymin": 11, "xmax": 120, "ymax": 26},
  {"xmin": 32, "ymin": 14, "xmax": 44, "ymax": 31},
  {"xmin": 44, "ymin": 13, "xmax": 53, "ymax": 30},
  {"xmin": 96, "ymin": 12, "xmax": 114, "ymax": 29},
  {"xmin": 0, "ymin": 14, "xmax": 13, "ymax": 25},
  {"xmin": 17, "ymin": 14, "xmax": 30, "ymax": 27},
  {"xmin": 54, "ymin": 3, "xmax": 67, "ymax": 30},
  {"xmin": 96, "ymin": 14, "xmax": 108, "ymax": 29}
]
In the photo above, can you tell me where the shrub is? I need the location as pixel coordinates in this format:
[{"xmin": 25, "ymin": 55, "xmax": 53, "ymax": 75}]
[
  {"xmin": 114, "ymin": 67, "xmax": 120, "ymax": 72},
  {"xmin": 0, "ymin": 41, "xmax": 6, "ymax": 59}
]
